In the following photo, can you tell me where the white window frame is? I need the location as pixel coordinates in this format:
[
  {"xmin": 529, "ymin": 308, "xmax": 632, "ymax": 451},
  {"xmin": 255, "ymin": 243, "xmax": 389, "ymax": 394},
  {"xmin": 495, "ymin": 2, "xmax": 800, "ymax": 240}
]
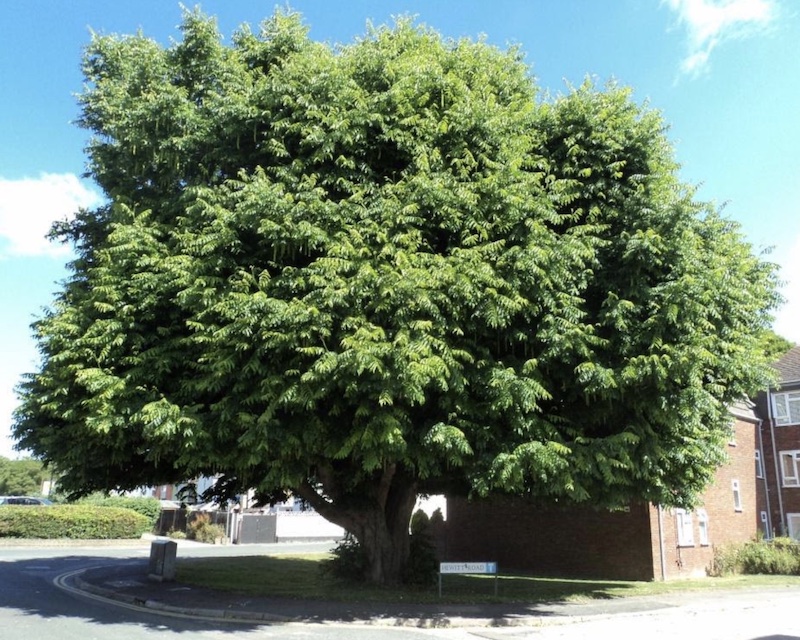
[
  {"xmin": 732, "ymin": 479, "xmax": 742, "ymax": 512},
  {"xmin": 755, "ymin": 449, "xmax": 764, "ymax": 478},
  {"xmin": 676, "ymin": 509, "xmax": 694, "ymax": 546},
  {"xmin": 697, "ymin": 509, "xmax": 709, "ymax": 546},
  {"xmin": 780, "ymin": 450, "xmax": 800, "ymax": 487},
  {"xmin": 788, "ymin": 514, "xmax": 800, "ymax": 541},
  {"xmin": 774, "ymin": 391, "xmax": 800, "ymax": 426}
]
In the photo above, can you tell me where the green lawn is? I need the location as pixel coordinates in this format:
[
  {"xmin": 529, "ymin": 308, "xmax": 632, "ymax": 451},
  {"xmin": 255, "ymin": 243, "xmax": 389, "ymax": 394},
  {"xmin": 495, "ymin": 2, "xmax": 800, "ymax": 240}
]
[{"xmin": 176, "ymin": 553, "xmax": 800, "ymax": 605}]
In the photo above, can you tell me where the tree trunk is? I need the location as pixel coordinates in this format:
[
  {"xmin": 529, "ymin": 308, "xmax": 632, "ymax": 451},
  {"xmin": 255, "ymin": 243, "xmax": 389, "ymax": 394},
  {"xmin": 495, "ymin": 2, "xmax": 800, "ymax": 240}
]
[
  {"xmin": 350, "ymin": 476, "xmax": 418, "ymax": 586},
  {"xmin": 295, "ymin": 465, "xmax": 419, "ymax": 586}
]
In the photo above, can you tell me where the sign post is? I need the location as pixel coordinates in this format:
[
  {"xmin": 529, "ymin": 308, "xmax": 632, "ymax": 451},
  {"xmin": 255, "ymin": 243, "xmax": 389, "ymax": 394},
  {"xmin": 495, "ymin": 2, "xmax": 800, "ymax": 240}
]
[{"xmin": 438, "ymin": 561, "xmax": 498, "ymax": 597}]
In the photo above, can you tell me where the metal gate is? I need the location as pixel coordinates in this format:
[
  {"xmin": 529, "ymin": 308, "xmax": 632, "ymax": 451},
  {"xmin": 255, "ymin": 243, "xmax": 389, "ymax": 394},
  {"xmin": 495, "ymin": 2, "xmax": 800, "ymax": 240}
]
[{"xmin": 238, "ymin": 514, "xmax": 277, "ymax": 544}]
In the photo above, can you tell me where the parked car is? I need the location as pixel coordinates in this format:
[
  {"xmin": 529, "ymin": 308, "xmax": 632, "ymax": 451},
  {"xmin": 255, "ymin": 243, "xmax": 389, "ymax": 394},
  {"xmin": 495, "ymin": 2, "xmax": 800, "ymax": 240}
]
[{"xmin": 0, "ymin": 496, "xmax": 53, "ymax": 506}]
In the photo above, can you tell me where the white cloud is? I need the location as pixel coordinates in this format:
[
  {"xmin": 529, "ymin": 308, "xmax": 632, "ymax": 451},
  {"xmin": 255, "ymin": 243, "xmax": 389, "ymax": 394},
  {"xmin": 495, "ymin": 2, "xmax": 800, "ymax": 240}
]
[
  {"xmin": 665, "ymin": 0, "xmax": 777, "ymax": 76},
  {"xmin": 773, "ymin": 232, "xmax": 800, "ymax": 345},
  {"xmin": 0, "ymin": 173, "xmax": 102, "ymax": 258}
]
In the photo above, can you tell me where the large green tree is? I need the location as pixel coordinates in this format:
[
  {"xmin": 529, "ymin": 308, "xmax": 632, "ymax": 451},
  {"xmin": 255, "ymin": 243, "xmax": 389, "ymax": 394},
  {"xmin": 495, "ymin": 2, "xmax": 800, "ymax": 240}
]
[
  {"xmin": 759, "ymin": 328, "xmax": 795, "ymax": 361},
  {"xmin": 0, "ymin": 457, "xmax": 47, "ymax": 496},
  {"xmin": 14, "ymin": 10, "xmax": 781, "ymax": 584}
]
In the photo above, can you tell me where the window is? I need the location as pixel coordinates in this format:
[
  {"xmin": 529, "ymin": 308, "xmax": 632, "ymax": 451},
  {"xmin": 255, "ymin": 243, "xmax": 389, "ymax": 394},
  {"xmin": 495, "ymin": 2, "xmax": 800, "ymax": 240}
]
[
  {"xmin": 788, "ymin": 514, "xmax": 800, "ymax": 541},
  {"xmin": 755, "ymin": 450, "xmax": 764, "ymax": 478},
  {"xmin": 780, "ymin": 451, "xmax": 800, "ymax": 487},
  {"xmin": 697, "ymin": 509, "xmax": 709, "ymax": 546},
  {"xmin": 676, "ymin": 509, "xmax": 694, "ymax": 546},
  {"xmin": 732, "ymin": 479, "xmax": 742, "ymax": 512},
  {"xmin": 760, "ymin": 511, "xmax": 769, "ymax": 531},
  {"xmin": 774, "ymin": 391, "xmax": 800, "ymax": 426}
]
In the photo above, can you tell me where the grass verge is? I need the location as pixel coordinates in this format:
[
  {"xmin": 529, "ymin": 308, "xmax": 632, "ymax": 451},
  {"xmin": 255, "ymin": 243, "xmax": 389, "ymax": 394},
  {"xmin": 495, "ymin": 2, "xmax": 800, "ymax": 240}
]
[{"xmin": 176, "ymin": 553, "xmax": 800, "ymax": 605}]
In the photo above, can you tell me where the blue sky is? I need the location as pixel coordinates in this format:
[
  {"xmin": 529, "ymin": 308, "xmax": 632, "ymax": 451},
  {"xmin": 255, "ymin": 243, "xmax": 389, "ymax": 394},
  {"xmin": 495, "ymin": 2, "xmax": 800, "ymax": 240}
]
[{"xmin": 1, "ymin": 0, "xmax": 798, "ymax": 458}]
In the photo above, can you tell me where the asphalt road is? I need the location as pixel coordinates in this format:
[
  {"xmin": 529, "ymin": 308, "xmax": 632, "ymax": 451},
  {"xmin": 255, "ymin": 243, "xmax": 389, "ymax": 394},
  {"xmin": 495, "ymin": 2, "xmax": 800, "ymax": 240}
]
[
  {"xmin": 0, "ymin": 542, "xmax": 442, "ymax": 639},
  {"xmin": 2, "ymin": 541, "xmax": 800, "ymax": 639}
]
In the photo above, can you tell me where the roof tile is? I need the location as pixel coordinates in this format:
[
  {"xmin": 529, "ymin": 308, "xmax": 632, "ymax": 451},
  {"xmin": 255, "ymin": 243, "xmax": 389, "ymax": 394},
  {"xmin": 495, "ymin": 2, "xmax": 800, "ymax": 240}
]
[{"xmin": 774, "ymin": 346, "xmax": 800, "ymax": 385}]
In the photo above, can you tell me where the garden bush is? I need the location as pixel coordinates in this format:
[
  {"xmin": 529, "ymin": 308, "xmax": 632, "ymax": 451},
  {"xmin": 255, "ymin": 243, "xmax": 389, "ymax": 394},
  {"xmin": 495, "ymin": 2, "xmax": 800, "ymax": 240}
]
[
  {"xmin": 739, "ymin": 538, "xmax": 800, "ymax": 575},
  {"xmin": 404, "ymin": 509, "xmax": 439, "ymax": 586},
  {"xmin": 711, "ymin": 538, "xmax": 800, "ymax": 576},
  {"xmin": 323, "ymin": 533, "xmax": 368, "ymax": 582},
  {"xmin": 187, "ymin": 513, "xmax": 225, "ymax": 543},
  {"xmin": 403, "ymin": 532, "xmax": 439, "ymax": 586},
  {"xmin": 0, "ymin": 504, "xmax": 152, "ymax": 539},
  {"xmin": 708, "ymin": 544, "xmax": 741, "ymax": 577}
]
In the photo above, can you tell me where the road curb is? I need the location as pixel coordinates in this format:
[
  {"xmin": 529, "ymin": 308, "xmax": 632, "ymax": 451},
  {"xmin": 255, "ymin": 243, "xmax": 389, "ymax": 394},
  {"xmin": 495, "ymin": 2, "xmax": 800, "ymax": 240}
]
[
  {"xmin": 56, "ymin": 563, "xmax": 784, "ymax": 630},
  {"xmin": 56, "ymin": 568, "xmax": 294, "ymax": 624},
  {"xmin": 58, "ymin": 566, "xmax": 553, "ymax": 627}
]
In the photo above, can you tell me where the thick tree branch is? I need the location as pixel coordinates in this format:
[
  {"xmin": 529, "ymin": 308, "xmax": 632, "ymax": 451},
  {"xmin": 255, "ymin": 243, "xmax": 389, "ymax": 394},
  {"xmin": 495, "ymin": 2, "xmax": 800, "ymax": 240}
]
[
  {"xmin": 293, "ymin": 480, "xmax": 335, "ymax": 520},
  {"xmin": 315, "ymin": 461, "xmax": 341, "ymax": 502},
  {"xmin": 376, "ymin": 462, "xmax": 397, "ymax": 510}
]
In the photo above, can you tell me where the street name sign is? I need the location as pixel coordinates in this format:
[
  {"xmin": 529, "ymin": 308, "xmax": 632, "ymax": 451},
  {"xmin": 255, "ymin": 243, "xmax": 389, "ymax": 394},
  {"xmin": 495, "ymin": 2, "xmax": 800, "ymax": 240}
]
[
  {"xmin": 439, "ymin": 562, "xmax": 497, "ymax": 574},
  {"xmin": 438, "ymin": 561, "xmax": 498, "ymax": 596}
]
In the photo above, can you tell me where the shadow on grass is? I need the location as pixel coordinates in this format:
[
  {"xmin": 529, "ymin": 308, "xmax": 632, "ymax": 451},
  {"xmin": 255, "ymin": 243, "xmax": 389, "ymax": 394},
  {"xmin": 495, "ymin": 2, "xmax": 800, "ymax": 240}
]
[{"xmin": 176, "ymin": 554, "xmax": 639, "ymax": 605}]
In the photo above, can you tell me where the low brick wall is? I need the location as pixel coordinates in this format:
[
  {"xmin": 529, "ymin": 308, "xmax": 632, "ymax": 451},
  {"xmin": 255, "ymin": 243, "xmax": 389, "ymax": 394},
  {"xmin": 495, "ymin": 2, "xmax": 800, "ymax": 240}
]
[{"xmin": 441, "ymin": 497, "xmax": 657, "ymax": 581}]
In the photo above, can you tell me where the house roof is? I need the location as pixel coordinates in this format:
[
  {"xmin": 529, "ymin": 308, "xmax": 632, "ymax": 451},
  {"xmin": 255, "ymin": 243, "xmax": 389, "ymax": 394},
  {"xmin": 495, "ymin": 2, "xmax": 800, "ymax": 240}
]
[
  {"xmin": 773, "ymin": 346, "xmax": 800, "ymax": 386},
  {"xmin": 729, "ymin": 398, "xmax": 758, "ymax": 422}
]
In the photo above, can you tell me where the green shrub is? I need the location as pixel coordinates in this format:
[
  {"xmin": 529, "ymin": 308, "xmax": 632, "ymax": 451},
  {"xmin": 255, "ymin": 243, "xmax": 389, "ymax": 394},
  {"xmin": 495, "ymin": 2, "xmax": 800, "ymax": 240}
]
[
  {"xmin": 711, "ymin": 539, "xmax": 800, "ymax": 576},
  {"xmin": 410, "ymin": 509, "xmax": 430, "ymax": 535},
  {"xmin": 323, "ymin": 533, "xmax": 368, "ymax": 582},
  {"xmin": 709, "ymin": 544, "xmax": 742, "ymax": 577},
  {"xmin": 404, "ymin": 509, "xmax": 439, "ymax": 586},
  {"xmin": 0, "ymin": 505, "xmax": 152, "ymax": 539},
  {"xmin": 771, "ymin": 536, "xmax": 797, "ymax": 549},
  {"xmin": 187, "ymin": 513, "xmax": 225, "ymax": 543},
  {"xmin": 77, "ymin": 494, "xmax": 162, "ymax": 527},
  {"xmin": 739, "ymin": 539, "xmax": 800, "ymax": 575},
  {"xmin": 403, "ymin": 533, "xmax": 439, "ymax": 586}
]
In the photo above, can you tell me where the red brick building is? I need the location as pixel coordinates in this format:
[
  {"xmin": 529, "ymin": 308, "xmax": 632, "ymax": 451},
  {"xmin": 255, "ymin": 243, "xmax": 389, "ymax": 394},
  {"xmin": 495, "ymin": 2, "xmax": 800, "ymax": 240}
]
[
  {"xmin": 442, "ymin": 404, "xmax": 762, "ymax": 581},
  {"xmin": 755, "ymin": 346, "xmax": 800, "ymax": 539}
]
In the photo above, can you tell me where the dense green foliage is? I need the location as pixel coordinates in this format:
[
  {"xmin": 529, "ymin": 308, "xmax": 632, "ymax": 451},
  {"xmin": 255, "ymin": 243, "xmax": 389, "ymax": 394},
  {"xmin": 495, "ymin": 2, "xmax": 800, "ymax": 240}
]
[
  {"xmin": 324, "ymin": 534, "xmax": 369, "ymax": 582},
  {"xmin": 0, "ymin": 457, "xmax": 48, "ymax": 496},
  {"xmin": 77, "ymin": 494, "xmax": 162, "ymax": 527},
  {"xmin": 403, "ymin": 509, "xmax": 439, "ymax": 586},
  {"xmin": 0, "ymin": 505, "xmax": 152, "ymax": 539},
  {"xmin": 14, "ymin": 9, "xmax": 781, "ymax": 583},
  {"xmin": 759, "ymin": 329, "xmax": 795, "ymax": 362},
  {"xmin": 711, "ymin": 538, "xmax": 800, "ymax": 576}
]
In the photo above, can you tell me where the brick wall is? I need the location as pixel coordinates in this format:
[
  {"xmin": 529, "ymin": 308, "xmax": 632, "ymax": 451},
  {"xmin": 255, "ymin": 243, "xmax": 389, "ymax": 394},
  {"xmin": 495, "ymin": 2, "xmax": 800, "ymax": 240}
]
[
  {"xmin": 758, "ymin": 384, "xmax": 800, "ymax": 538},
  {"xmin": 443, "ymin": 417, "xmax": 759, "ymax": 581},
  {"xmin": 653, "ymin": 417, "xmax": 759, "ymax": 579},
  {"xmin": 443, "ymin": 497, "xmax": 657, "ymax": 581}
]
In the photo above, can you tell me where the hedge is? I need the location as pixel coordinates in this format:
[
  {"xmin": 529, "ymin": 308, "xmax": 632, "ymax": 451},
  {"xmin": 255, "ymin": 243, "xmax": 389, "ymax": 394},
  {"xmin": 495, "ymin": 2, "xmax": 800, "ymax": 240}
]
[
  {"xmin": 0, "ymin": 505, "xmax": 152, "ymax": 539},
  {"xmin": 76, "ymin": 495, "xmax": 162, "ymax": 527}
]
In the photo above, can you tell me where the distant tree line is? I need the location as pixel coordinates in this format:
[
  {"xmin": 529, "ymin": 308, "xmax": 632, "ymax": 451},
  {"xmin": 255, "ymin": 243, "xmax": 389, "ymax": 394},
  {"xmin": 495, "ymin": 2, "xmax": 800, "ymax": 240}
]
[{"xmin": 0, "ymin": 457, "xmax": 47, "ymax": 496}]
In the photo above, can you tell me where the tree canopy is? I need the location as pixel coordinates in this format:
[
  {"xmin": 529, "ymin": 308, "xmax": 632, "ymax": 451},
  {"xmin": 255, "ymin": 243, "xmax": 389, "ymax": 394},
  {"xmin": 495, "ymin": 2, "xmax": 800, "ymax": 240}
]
[
  {"xmin": 0, "ymin": 457, "xmax": 47, "ymax": 496},
  {"xmin": 760, "ymin": 328, "xmax": 795, "ymax": 362},
  {"xmin": 14, "ymin": 9, "xmax": 781, "ymax": 584}
]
